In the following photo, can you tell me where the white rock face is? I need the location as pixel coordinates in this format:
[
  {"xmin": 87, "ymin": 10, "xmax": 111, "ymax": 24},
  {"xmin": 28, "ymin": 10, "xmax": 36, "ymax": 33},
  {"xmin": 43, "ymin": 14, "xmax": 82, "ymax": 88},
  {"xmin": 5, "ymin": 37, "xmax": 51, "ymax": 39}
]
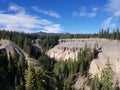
[
  {"xmin": 47, "ymin": 38, "xmax": 120, "ymax": 86},
  {"xmin": 89, "ymin": 39, "xmax": 120, "ymax": 86},
  {"xmin": 47, "ymin": 38, "xmax": 106, "ymax": 60}
]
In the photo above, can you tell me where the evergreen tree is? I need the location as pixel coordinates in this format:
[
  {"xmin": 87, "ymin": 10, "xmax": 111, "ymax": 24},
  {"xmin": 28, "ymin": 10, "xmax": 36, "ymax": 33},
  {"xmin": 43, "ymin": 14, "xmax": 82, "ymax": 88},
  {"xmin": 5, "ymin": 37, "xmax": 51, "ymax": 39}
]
[
  {"xmin": 100, "ymin": 60, "xmax": 113, "ymax": 90},
  {"xmin": 25, "ymin": 65, "xmax": 36, "ymax": 90}
]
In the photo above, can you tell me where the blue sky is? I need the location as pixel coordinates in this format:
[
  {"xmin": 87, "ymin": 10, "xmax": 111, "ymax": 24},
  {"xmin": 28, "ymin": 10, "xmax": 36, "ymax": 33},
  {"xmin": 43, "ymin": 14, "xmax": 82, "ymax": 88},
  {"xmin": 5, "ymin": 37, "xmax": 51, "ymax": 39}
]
[{"xmin": 0, "ymin": 0, "xmax": 120, "ymax": 33}]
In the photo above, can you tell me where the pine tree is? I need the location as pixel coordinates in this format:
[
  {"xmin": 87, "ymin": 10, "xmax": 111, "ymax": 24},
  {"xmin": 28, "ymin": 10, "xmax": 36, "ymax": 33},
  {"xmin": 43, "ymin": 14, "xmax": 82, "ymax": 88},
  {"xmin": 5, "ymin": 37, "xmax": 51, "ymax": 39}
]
[
  {"xmin": 25, "ymin": 65, "xmax": 36, "ymax": 90},
  {"xmin": 100, "ymin": 60, "xmax": 113, "ymax": 90}
]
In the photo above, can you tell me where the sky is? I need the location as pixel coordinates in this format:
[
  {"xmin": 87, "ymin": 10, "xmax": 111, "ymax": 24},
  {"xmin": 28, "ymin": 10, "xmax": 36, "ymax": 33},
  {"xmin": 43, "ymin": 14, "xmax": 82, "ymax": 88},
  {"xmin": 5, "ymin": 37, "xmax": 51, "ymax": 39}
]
[{"xmin": 0, "ymin": 0, "xmax": 120, "ymax": 34}]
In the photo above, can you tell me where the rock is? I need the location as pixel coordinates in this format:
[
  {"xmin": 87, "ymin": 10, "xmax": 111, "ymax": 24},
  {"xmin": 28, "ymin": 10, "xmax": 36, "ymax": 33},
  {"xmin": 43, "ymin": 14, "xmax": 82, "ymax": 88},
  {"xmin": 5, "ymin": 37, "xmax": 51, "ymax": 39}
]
[
  {"xmin": 47, "ymin": 38, "xmax": 106, "ymax": 60},
  {"xmin": 47, "ymin": 38, "xmax": 120, "ymax": 87}
]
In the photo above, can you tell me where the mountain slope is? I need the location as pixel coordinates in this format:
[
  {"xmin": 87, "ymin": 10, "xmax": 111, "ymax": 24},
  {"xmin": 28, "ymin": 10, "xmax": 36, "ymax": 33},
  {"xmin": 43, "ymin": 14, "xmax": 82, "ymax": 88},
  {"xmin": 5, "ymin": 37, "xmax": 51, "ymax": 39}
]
[{"xmin": 0, "ymin": 39, "xmax": 39, "ymax": 67}]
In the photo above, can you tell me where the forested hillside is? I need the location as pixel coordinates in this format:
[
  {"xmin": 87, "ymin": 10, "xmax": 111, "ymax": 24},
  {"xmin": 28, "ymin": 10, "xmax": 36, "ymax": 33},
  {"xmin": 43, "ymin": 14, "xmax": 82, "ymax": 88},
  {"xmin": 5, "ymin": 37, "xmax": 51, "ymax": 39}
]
[
  {"xmin": 0, "ymin": 30, "xmax": 59, "ymax": 90},
  {"xmin": 0, "ymin": 29, "xmax": 120, "ymax": 90},
  {"xmin": 60, "ymin": 28, "xmax": 120, "ymax": 40}
]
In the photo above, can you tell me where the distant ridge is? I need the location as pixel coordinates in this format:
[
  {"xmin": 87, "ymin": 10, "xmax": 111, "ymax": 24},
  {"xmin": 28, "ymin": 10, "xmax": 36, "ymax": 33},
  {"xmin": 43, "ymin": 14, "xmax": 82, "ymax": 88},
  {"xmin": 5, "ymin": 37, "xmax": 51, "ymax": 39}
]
[{"xmin": 33, "ymin": 31, "xmax": 70, "ymax": 35}]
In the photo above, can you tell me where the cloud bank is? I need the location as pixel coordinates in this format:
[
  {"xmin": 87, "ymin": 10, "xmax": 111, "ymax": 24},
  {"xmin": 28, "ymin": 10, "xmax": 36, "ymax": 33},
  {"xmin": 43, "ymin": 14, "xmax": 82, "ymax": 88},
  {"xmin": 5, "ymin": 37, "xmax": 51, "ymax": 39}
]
[
  {"xmin": 32, "ymin": 6, "xmax": 61, "ymax": 18},
  {"xmin": 102, "ymin": 0, "xmax": 120, "ymax": 29},
  {"xmin": 73, "ymin": 6, "xmax": 98, "ymax": 18},
  {"xmin": 0, "ymin": 4, "xmax": 63, "ymax": 33}
]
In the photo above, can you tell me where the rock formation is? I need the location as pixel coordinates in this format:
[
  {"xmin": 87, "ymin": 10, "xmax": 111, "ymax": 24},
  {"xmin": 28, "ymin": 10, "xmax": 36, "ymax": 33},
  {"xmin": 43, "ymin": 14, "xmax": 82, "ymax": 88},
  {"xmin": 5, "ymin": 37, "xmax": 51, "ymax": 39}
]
[
  {"xmin": 47, "ymin": 38, "xmax": 120, "ymax": 87},
  {"xmin": 47, "ymin": 38, "xmax": 104, "ymax": 60}
]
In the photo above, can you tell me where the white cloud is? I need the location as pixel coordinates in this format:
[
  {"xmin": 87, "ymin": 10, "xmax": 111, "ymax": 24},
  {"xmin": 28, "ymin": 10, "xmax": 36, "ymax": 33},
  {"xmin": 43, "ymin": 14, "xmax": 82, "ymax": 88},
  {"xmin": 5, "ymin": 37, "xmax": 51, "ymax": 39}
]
[
  {"xmin": 0, "ymin": 10, "xmax": 5, "ymax": 13},
  {"xmin": 40, "ymin": 24, "xmax": 63, "ymax": 33},
  {"xmin": 92, "ymin": 7, "xmax": 98, "ymax": 12},
  {"xmin": 102, "ymin": 17, "xmax": 117, "ymax": 29},
  {"xmin": 73, "ymin": 6, "xmax": 97, "ymax": 17},
  {"xmin": 0, "ymin": 4, "xmax": 63, "ymax": 33},
  {"xmin": 102, "ymin": 17, "xmax": 113, "ymax": 27},
  {"xmin": 101, "ymin": 0, "xmax": 120, "ymax": 29},
  {"xmin": 105, "ymin": 0, "xmax": 120, "ymax": 17},
  {"xmin": 87, "ymin": 12, "xmax": 96, "ymax": 17},
  {"xmin": 32, "ymin": 7, "xmax": 61, "ymax": 18},
  {"xmin": 9, "ymin": 3, "xmax": 26, "ymax": 14},
  {"xmin": 79, "ymin": 7, "xmax": 87, "ymax": 16}
]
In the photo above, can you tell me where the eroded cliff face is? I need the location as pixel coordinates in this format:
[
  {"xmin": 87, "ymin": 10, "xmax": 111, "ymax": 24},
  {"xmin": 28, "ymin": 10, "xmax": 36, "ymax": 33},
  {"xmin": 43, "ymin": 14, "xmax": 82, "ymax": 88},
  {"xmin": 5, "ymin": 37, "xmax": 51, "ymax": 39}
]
[
  {"xmin": 47, "ymin": 38, "xmax": 102, "ymax": 60},
  {"xmin": 0, "ymin": 39, "xmax": 39, "ymax": 66},
  {"xmin": 47, "ymin": 38, "xmax": 120, "ymax": 88},
  {"xmin": 89, "ymin": 40, "xmax": 120, "ymax": 87}
]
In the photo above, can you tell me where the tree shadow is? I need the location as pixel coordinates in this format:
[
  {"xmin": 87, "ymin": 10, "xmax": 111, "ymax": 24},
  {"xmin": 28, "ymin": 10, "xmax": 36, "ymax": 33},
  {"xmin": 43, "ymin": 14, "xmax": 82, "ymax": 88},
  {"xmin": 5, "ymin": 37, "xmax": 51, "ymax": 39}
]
[{"xmin": 93, "ymin": 47, "xmax": 102, "ymax": 59}]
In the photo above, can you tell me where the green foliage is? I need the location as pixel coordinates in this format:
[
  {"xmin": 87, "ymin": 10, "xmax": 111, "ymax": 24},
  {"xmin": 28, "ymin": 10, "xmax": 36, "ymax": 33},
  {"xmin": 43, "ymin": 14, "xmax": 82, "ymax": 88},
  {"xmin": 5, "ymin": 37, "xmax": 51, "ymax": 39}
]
[
  {"xmin": 100, "ymin": 60, "xmax": 113, "ymax": 90},
  {"xmin": 53, "ymin": 48, "xmax": 93, "ymax": 90},
  {"xmin": 25, "ymin": 63, "xmax": 57, "ymax": 90},
  {"xmin": 30, "ymin": 46, "xmax": 41, "ymax": 59},
  {"xmin": 90, "ymin": 60, "xmax": 114, "ymax": 90},
  {"xmin": 0, "ymin": 29, "xmax": 119, "ymax": 90},
  {"xmin": 38, "ymin": 54, "xmax": 56, "ymax": 71},
  {"xmin": 90, "ymin": 76, "xmax": 101, "ymax": 90},
  {"xmin": 60, "ymin": 28, "xmax": 120, "ymax": 40},
  {"xmin": 0, "ymin": 49, "xmax": 8, "ymax": 89},
  {"xmin": 25, "ymin": 65, "xmax": 36, "ymax": 90},
  {"xmin": 37, "ymin": 35, "xmax": 59, "ymax": 51},
  {"xmin": 0, "ymin": 49, "xmax": 27, "ymax": 90},
  {"xmin": 77, "ymin": 47, "xmax": 93, "ymax": 74}
]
